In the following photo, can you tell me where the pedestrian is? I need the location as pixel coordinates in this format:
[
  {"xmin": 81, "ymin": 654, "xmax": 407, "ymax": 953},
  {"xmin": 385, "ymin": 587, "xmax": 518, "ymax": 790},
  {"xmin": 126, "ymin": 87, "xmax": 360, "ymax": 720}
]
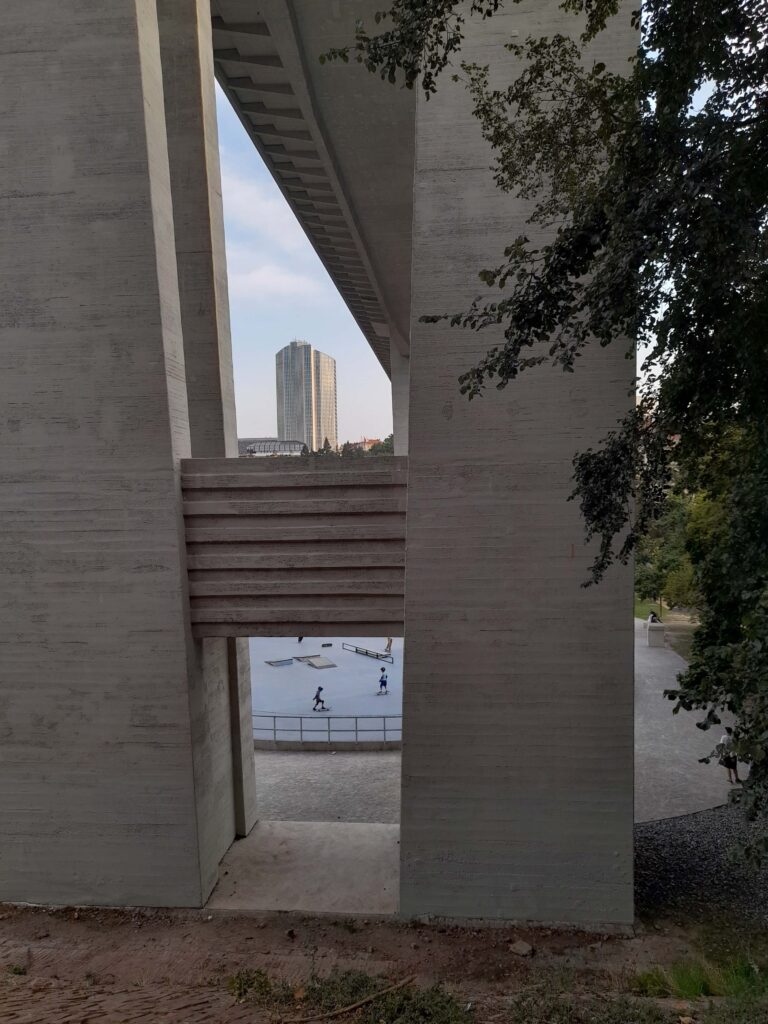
[
  {"xmin": 715, "ymin": 728, "xmax": 741, "ymax": 785},
  {"xmin": 298, "ymin": 636, "xmax": 304, "ymax": 643},
  {"xmin": 384, "ymin": 637, "xmax": 393, "ymax": 655},
  {"xmin": 378, "ymin": 668, "xmax": 388, "ymax": 695},
  {"xmin": 313, "ymin": 686, "xmax": 326, "ymax": 712},
  {"xmin": 648, "ymin": 611, "xmax": 661, "ymax": 623}
]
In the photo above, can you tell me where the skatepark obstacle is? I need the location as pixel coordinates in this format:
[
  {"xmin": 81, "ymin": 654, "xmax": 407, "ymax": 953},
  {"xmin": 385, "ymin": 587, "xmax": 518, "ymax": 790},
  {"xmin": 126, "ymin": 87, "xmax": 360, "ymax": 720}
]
[{"xmin": 342, "ymin": 643, "xmax": 394, "ymax": 664}]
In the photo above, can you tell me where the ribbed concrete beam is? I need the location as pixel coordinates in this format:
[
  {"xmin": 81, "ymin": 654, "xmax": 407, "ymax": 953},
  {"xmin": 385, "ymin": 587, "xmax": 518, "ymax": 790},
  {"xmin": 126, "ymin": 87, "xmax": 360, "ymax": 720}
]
[{"xmin": 183, "ymin": 457, "xmax": 407, "ymax": 637}]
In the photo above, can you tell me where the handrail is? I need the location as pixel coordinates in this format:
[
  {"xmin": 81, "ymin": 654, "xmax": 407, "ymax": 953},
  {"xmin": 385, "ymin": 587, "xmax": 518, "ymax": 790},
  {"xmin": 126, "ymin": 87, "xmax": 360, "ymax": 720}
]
[{"xmin": 252, "ymin": 711, "xmax": 402, "ymax": 745}]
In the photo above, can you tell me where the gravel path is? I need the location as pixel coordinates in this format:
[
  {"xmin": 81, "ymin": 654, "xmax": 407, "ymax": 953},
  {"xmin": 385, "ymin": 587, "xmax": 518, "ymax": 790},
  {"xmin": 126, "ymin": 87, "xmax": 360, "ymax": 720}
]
[
  {"xmin": 254, "ymin": 750, "xmax": 400, "ymax": 823},
  {"xmin": 635, "ymin": 802, "xmax": 768, "ymax": 926}
]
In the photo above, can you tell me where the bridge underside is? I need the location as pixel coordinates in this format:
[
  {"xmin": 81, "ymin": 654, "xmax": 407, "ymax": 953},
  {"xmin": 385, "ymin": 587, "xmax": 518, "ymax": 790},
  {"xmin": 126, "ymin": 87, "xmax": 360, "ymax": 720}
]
[{"xmin": 0, "ymin": 0, "xmax": 635, "ymax": 926}]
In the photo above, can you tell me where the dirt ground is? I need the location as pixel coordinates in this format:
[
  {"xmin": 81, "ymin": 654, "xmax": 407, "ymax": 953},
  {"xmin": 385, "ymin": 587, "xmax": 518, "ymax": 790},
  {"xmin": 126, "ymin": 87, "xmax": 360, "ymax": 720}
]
[{"xmin": 0, "ymin": 904, "xmax": 712, "ymax": 1023}]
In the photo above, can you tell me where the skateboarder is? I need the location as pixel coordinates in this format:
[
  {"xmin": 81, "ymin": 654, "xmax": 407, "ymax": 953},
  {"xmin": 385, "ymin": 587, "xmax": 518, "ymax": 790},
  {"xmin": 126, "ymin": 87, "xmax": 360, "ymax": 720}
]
[
  {"xmin": 384, "ymin": 637, "xmax": 393, "ymax": 655},
  {"xmin": 313, "ymin": 686, "xmax": 327, "ymax": 711},
  {"xmin": 378, "ymin": 668, "xmax": 388, "ymax": 695}
]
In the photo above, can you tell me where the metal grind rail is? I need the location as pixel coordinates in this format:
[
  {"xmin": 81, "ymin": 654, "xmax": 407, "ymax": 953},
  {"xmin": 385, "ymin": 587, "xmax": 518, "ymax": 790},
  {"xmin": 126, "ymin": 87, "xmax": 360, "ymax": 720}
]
[{"xmin": 253, "ymin": 712, "xmax": 402, "ymax": 746}]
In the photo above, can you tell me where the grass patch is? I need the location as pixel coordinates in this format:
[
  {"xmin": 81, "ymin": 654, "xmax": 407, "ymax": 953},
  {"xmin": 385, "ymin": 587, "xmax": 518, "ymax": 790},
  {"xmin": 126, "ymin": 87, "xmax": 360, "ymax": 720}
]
[
  {"xmin": 7, "ymin": 965, "xmax": 26, "ymax": 976},
  {"xmin": 631, "ymin": 956, "xmax": 768, "ymax": 1000},
  {"xmin": 634, "ymin": 596, "xmax": 663, "ymax": 620},
  {"xmin": 225, "ymin": 968, "xmax": 469, "ymax": 1023},
  {"xmin": 664, "ymin": 618, "xmax": 697, "ymax": 661},
  {"xmin": 227, "ymin": 968, "xmax": 292, "ymax": 1005}
]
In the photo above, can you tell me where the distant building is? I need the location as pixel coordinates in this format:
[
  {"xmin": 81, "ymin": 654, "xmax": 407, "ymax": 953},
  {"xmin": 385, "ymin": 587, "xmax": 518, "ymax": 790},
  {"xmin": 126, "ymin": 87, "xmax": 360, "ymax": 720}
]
[
  {"xmin": 275, "ymin": 339, "xmax": 338, "ymax": 451},
  {"xmin": 346, "ymin": 437, "xmax": 382, "ymax": 452},
  {"xmin": 238, "ymin": 437, "xmax": 305, "ymax": 457}
]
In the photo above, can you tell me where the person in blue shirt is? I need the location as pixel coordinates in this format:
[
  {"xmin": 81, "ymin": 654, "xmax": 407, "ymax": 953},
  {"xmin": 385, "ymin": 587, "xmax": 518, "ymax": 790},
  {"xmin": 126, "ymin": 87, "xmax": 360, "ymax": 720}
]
[{"xmin": 378, "ymin": 668, "xmax": 388, "ymax": 695}]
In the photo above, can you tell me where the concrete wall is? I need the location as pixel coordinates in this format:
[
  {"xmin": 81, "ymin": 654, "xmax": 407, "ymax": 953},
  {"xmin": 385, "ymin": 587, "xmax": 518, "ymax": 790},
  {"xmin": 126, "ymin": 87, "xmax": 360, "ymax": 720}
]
[
  {"xmin": 157, "ymin": 0, "xmax": 257, "ymax": 858},
  {"xmin": 400, "ymin": 1, "xmax": 635, "ymax": 926},
  {"xmin": 390, "ymin": 341, "xmax": 410, "ymax": 456},
  {"xmin": 182, "ymin": 457, "xmax": 407, "ymax": 637},
  {"xmin": 0, "ymin": 0, "xmax": 251, "ymax": 905}
]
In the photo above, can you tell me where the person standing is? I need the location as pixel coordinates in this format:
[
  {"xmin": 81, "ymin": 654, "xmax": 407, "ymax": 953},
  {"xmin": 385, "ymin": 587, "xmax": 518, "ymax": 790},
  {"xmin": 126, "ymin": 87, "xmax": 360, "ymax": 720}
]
[
  {"xmin": 715, "ymin": 728, "xmax": 741, "ymax": 785},
  {"xmin": 384, "ymin": 637, "xmax": 393, "ymax": 655},
  {"xmin": 378, "ymin": 668, "xmax": 388, "ymax": 695}
]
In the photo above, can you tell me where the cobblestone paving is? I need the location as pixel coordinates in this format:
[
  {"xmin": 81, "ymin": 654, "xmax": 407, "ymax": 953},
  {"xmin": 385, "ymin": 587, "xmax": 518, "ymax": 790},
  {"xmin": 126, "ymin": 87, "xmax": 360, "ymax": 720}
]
[
  {"xmin": 254, "ymin": 749, "xmax": 400, "ymax": 823},
  {"xmin": 0, "ymin": 981, "xmax": 259, "ymax": 1023}
]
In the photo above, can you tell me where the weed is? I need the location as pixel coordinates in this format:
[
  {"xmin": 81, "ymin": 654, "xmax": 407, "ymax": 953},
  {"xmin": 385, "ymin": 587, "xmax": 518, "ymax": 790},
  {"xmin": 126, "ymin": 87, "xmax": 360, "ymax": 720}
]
[
  {"xmin": 631, "ymin": 967, "xmax": 672, "ymax": 998},
  {"xmin": 226, "ymin": 968, "xmax": 291, "ymax": 1005},
  {"xmin": 226, "ymin": 968, "xmax": 469, "ymax": 1023},
  {"xmin": 631, "ymin": 956, "xmax": 768, "ymax": 1000},
  {"xmin": 7, "ymin": 965, "xmax": 26, "ymax": 977}
]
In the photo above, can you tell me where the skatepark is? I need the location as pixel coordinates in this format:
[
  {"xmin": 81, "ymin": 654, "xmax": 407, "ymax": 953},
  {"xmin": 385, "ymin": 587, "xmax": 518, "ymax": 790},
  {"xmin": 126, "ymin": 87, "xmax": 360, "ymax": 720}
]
[{"xmin": 249, "ymin": 636, "xmax": 404, "ymax": 744}]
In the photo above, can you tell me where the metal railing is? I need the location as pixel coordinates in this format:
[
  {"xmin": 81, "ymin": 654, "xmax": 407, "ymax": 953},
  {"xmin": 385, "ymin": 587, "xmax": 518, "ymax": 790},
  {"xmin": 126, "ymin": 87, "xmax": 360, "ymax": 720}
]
[{"xmin": 252, "ymin": 712, "xmax": 402, "ymax": 746}]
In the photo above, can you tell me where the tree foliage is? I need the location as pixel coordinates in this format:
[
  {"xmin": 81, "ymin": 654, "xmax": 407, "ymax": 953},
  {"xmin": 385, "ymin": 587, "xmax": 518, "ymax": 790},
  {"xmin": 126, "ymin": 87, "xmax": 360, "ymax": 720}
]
[
  {"xmin": 326, "ymin": 0, "xmax": 768, "ymax": 845},
  {"xmin": 368, "ymin": 433, "xmax": 395, "ymax": 455},
  {"xmin": 635, "ymin": 490, "xmax": 700, "ymax": 610}
]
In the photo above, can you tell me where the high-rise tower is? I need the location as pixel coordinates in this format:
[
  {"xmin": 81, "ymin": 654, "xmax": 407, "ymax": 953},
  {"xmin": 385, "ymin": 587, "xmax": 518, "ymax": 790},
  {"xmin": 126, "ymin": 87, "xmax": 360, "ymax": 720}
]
[{"xmin": 275, "ymin": 339, "xmax": 338, "ymax": 451}]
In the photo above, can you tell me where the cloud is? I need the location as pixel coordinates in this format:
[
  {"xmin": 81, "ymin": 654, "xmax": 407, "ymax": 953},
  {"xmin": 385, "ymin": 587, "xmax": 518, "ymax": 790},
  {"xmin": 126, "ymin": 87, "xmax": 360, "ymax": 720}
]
[
  {"xmin": 219, "ymin": 150, "xmax": 335, "ymax": 306},
  {"xmin": 220, "ymin": 161, "xmax": 309, "ymax": 256},
  {"xmin": 227, "ymin": 251, "xmax": 329, "ymax": 304}
]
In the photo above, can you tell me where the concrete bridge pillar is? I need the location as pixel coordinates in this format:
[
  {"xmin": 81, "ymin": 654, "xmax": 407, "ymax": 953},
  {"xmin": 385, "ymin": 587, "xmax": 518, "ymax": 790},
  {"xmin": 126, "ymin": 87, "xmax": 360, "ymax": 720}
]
[
  {"xmin": 0, "ymin": 0, "xmax": 251, "ymax": 906},
  {"xmin": 400, "ymin": 2, "xmax": 635, "ymax": 926},
  {"xmin": 389, "ymin": 337, "xmax": 410, "ymax": 456},
  {"xmin": 156, "ymin": 0, "xmax": 257, "ymax": 841}
]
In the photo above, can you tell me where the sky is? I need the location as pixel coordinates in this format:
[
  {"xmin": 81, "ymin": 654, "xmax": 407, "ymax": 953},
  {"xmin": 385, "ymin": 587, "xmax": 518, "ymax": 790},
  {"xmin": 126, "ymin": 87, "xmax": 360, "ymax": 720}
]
[{"xmin": 215, "ymin": 85, "xmax": 393, "ymax": 443}]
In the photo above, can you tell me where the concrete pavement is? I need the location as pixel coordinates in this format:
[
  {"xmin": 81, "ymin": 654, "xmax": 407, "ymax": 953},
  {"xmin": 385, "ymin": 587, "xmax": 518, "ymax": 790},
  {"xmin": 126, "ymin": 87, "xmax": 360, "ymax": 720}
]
[{"xmin": 634, "ymin": 618, "xmax": 733, "ymax": 821}]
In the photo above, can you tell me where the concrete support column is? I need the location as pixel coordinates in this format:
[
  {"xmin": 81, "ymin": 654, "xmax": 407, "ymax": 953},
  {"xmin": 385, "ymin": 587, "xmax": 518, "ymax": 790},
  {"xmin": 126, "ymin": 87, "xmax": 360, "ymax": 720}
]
[
  {"xmin": 400, "ymin": 2, "xmax": 635, "ymax": 926},
  {"xmin": 390, "ymin": 338, "xmax": 410, "ymax": 456},
  {"xmin": 0, "ymin": 0, "xmax": 224, "ymax": 906},
  {"xmin": 157, "ymin": 0, "xmax": 257, "ymax": 840}
]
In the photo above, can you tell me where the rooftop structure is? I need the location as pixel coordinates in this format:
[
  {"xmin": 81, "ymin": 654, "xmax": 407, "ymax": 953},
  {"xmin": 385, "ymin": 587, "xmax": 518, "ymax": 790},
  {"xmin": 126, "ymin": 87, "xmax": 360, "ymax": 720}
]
[{"xmin": 238, "ymin": 437, "xmax": 305, "ymax": 456}]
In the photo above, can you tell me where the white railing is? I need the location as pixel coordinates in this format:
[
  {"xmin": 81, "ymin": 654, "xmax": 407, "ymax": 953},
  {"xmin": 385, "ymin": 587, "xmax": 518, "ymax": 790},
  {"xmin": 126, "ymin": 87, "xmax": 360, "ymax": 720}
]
[{"xmin": 253, "ymin": 712, "xmax": 402, "ymax": 746}]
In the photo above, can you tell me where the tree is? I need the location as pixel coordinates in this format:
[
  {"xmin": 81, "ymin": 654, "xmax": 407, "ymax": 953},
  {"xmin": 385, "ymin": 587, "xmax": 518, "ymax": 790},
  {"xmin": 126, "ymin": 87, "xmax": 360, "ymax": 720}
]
[
  {"xmin": 300, "ymin": 443, "xmax": 310, "ymax": 457},
  {"xmin": 341, "ymin": 440, "xmax": 364, "ymax": 458},
  {"xmin": 635, "ymin": 491, "xmax": 700, "ymax": 611},
  {"xmin": 368, "ymin": 433, "xmax": 395, "ymax": 455},
  {"xmin": 326, "ymin": 0, "xmax": 768, "ymax": 850}
]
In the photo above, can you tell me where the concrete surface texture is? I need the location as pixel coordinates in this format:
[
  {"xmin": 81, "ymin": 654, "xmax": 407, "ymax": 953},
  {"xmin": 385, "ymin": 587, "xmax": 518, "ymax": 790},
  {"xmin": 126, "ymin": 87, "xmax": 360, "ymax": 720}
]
[
  {"xmin": 0, "ymin": 0, "xmax": 252, "ymax": 907},
  {"xmin": 207, "ymin": 821, "xmax": 400, "ymax": 915},
  {"xmin": 158, "ymin": 0, "xmax": 258, "ymax": 877},
  {"xmin": 183, "ymin": 458, "xmax": 407, "ymax": 637},
  {"xmin": 401, "ymin": 0, "xmax": 638, "ymax": 926}
]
